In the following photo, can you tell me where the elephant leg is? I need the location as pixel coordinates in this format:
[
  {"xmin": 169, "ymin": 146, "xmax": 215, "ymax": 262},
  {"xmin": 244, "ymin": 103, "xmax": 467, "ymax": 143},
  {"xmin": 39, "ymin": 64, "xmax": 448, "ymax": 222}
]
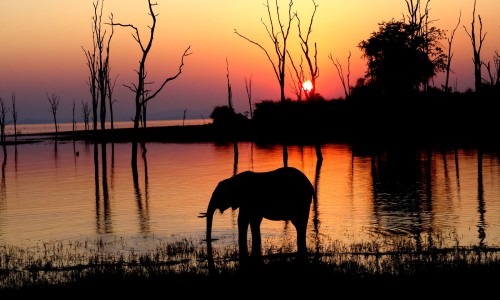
[
  {"xmin": 238, "ymin": 215, "xmax": 249, "ymax": 257},
  {"xmin": 250, "ymin": 218, "xmax": 263, "ymax": 257},
  {"xmin": 293, "ymin": 221, "xmax": 308, "ymax": 255}
]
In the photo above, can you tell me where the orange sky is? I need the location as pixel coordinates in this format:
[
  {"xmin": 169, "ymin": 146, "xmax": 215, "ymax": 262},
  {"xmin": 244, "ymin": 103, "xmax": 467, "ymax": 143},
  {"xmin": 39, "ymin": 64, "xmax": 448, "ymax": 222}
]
[{"xmin": 1, "ymin": 0, "xmax": 499, "ymax": 123}]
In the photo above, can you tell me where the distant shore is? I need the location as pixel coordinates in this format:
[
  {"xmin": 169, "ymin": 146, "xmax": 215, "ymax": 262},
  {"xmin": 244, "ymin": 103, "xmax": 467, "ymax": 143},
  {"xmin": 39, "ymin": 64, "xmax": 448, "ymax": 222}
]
[
  {"xmin": 6, "ymin": 120, "xmax": 500, "ymax": 148},
  {"xmin": 5, "ymin": 92, "xmax": 500, "ymax": 147}
]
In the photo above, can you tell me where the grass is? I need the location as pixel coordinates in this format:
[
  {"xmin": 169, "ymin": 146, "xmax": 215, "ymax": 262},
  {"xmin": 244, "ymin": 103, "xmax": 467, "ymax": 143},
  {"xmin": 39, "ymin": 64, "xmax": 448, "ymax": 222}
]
[{"xmin": 1, "ymin": 236, "xmax": 500, "ymax": 296}]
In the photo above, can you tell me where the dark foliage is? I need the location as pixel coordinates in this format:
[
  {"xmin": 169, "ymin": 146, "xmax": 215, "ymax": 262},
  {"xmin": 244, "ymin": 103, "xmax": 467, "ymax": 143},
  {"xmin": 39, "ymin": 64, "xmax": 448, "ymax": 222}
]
[
  {"xmin": 252, "ymin": 97, "xmax": 349, "ymax": 144},
  {"xmin": 249, "ymin": 89, "xmax": 498, "ymax": 146},
  {"xmin": 209, "ymin": 105, "xmax": 252, "ymax": 142},
  {"xmin": 358, "ymin": 20, "xmax": 446, "ymax": 94}
]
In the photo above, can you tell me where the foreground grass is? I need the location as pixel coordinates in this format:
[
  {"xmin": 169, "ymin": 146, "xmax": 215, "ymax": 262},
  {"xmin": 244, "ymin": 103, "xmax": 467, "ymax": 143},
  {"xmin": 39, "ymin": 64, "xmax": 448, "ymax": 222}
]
[{"xmin": 1, "ymin": 236, "xmax": 500, "ymax": 296}]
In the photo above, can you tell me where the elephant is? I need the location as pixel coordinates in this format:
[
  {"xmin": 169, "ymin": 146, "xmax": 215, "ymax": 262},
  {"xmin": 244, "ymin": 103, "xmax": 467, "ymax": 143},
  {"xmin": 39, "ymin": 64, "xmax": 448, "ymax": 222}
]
[{"xmin": 198, "ymin": 166, "xmax": 315, "ymax": 260}]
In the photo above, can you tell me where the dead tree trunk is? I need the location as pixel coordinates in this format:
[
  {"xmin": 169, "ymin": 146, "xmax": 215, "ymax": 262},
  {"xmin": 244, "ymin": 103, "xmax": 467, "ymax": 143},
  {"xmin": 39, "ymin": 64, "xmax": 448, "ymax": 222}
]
[
  {"xmin": 234, "ymin": 0, "xmax": 295, "ymax": 167},
  {"xmin": 444, "ymin": 11, "xmax": 461, "ymax": 92},
  {"xmin": 245, "ymin": 75, "xmax": 253, "ymax": 118},
  {"xmin": 11, "ymin": 93, "xmax": 17, "ymax": 142},
  {"xmin": 111, "ymin": 0, "xmax": 191, "ymax": 166},
  {"xmin": 0, "ymin": 98, "xmax": 9, "ymax": 163},
  {"xmin": 226, "ymin": 58, "xmax": 239, "ymax": 163},
  {"xmin": 46, "ymin": 92, "xmax": 60, "ymax": 135},
  {"xmin": 82, "ymin": 0, "xmax": 114, "ymax": 133},
  {"xmin": 235, "ymin": 0, "xmax": 295, "ymax": 104},
  {"xmin": 329, "ymin": 52, "xmax": 351, "ymax": 99},
  {"xmin": 463, "ymin": 0, "xmax": 487, "ymax": 93},
  {"xmin": 296, "ymin": 0, "xmax": 319, "ymax": 99}
]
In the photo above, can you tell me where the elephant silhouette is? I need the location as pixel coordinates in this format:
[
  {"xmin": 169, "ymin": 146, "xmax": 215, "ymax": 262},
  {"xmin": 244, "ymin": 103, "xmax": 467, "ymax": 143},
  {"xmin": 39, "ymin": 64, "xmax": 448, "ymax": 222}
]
[{"xmin": 198, "ymin": 167, "xmax": 315, "ymax": 260}]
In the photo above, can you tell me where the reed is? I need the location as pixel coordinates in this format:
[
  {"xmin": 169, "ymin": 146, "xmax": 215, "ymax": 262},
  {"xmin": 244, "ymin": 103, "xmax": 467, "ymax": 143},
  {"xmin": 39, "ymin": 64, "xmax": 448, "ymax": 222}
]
[{"xmin": 1, "ymin": 235, "xmax": 500, "ymax": 293}]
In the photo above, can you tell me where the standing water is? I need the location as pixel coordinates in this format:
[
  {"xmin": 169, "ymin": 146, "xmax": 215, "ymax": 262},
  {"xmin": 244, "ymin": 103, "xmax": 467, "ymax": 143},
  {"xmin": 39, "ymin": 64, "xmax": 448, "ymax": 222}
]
[{"xmin": 0, "ymin": 138, "xmax": 498, "ymax": 256}]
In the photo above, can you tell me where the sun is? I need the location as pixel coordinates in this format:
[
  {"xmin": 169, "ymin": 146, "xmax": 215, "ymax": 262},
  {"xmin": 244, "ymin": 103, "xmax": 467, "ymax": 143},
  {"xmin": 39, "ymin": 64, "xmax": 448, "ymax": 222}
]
[{"xmin": 302, "ymin": 80, "xmax": 313, "ymax": 93}]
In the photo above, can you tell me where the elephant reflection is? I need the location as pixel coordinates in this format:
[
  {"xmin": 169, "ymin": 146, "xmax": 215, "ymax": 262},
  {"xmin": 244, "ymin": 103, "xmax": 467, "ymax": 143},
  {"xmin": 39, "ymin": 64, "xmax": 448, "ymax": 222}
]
[{"xmin": 198, "ymin": 167, "xmax": 315, "ymax": 258}]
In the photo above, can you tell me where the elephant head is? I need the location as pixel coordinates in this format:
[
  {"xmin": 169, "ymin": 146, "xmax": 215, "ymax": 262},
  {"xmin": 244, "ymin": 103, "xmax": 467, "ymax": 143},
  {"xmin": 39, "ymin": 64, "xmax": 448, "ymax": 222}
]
[
  {"xmin": 198, "ymin": 177, "xmax": 241, "ymax": 245},
  {"xmin": 198, "ymin": 167, "xmax": 315, "ymax": 261}
]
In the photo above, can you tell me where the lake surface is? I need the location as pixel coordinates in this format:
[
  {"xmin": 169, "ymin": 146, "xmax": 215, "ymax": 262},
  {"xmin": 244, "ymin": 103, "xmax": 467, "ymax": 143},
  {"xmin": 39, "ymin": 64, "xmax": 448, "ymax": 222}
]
[
  {"xmin": 5, "ymin": 119, "xmax": 209, "ymax": 136},
  {"xmin": 0, "ymin": 138, "xmax": 499, "ymax": 255}
]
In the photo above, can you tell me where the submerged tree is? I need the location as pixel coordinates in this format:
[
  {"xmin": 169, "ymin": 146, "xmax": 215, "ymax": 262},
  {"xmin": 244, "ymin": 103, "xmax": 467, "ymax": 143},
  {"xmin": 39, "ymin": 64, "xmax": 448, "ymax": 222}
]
[
  {"xmin": 111, "ymin": 0, "xmax": 191, "ymax": 165},
  {"xmin": 463, "ymin": 0, "xmax": 486, "ymax": 93},
  {"xmin": 244, "ymin": 75, "xmax": 254, "ymax": 118},
  {"xmin": 0, "ymin": 98, "xmax": 9, "ymax": 141},
  {"xmin": 235, "ymin": 0, "xmax": 295, "ymax": 103},
  {"xmin": 444, "ymin": 10, "xmax": 461, "ymax": 92},
  {"xmin": 82, "ymin": 100, "xmax": 91, "ymax": 131},
  {"xmin": 111, "ymin": 0, "xmax": 191, "ymax": 131},
  {"xmin": 0, "ymin": 98, "xmax": 9, "ymax": 164},
  {"xmin": 72, "ymin": 99, "xmax": 77, "ymax": 132},
  {"xmin": 287, "ymin": 56, "xmax": 305, "ymax": 101},
  {"xmin": 295, "ymin": 0, "xmax": 319, "ymax": 100},
  {"xmin": 235, "ymin": 0, "xmax": 296, "ymax": 167},
  {"xmin": 494, "ymin": 51, "xmax": 500, "ymax": 86},
  {"xmin": 46, "ymin": 92, "xmax": 60, "ymax": 135},
  {"xmin": 226, "ymin": 58, "xmax": 239, "ymax": 173},
  {"xmin": 329, "ymin": 51, "xmax": 351, "ymax": 99},
  {"xmin": 11, "ymin": 93, "xmax": 18, "ymax": 141},
  {"xmin": 82, "ymin": 0, "xmax": 114, "ymax": 132}
]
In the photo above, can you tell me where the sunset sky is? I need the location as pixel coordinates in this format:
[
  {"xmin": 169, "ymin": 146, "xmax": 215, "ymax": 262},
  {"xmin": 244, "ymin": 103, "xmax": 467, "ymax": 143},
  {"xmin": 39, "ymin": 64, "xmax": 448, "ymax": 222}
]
[{"xmin": 1, "ymin": 0, "xmax": 499, "ymax": 124}]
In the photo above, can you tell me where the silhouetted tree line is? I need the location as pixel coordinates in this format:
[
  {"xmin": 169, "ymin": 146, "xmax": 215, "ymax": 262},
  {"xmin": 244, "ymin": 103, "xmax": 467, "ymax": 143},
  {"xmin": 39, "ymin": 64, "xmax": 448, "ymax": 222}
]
[
  {"xmin": 210, "ymin": 0, "xmax": 499, "ymax": 147},
  {"xmin": 210, "ymin": 85, "xmax": 498, "ymax": 146}
]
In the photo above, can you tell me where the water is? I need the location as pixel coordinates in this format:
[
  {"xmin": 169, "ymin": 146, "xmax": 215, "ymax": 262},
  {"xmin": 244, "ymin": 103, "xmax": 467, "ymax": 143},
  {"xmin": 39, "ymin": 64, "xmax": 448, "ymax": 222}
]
[
  {"xmin": 0, "ymin": 137, "xmax": 499, "ymax": 255},
  {"xmin": 5, "ymin": 119, "xmax": 209, "ymax": 135}
]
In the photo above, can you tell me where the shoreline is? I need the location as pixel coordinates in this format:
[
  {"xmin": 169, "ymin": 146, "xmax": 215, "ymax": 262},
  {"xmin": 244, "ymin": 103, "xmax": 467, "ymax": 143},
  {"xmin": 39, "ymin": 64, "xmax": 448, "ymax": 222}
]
[{"xmin": 5, "ymin": 122, "xmax": 500, "ymax": 148}]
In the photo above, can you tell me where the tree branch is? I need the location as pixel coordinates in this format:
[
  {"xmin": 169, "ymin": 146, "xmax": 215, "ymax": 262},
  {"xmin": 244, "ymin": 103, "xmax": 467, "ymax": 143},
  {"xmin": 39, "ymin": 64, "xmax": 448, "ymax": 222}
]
[{"xmin": 143, "ymin": 46, "xmax": 192, "ymax": 103}]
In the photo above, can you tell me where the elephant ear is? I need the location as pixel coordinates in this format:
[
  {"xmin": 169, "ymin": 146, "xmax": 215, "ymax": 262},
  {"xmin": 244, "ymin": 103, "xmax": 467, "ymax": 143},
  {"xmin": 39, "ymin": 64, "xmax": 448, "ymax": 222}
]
[
  {"xmin": 229, "ymin": 173, "xmax": 250, "ymax": 210},
  {"xmin": 213, "ymin": 178, "xmax": 238, "ymax": 213}
]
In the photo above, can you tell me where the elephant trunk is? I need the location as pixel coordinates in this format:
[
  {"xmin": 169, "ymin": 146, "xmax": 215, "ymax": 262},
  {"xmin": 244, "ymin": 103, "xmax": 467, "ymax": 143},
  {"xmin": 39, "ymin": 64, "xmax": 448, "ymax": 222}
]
[
  {"xmin": 205, "ymin": 206, "xmax": 215, "ymax": 267},
  {"xmin": 198, "ymin": 208, "xmax": 214, "ymax": 244},
  {"xmin": 205, "ymin": 198, "xmax": 218, "ymax": 242},
  {"xmin": 206, "ymin": 211, "xmax": 213, "ymax": 243},
  {"xmin": 206, "ymin": 209, "xmax": 215, "ymax": 272}
]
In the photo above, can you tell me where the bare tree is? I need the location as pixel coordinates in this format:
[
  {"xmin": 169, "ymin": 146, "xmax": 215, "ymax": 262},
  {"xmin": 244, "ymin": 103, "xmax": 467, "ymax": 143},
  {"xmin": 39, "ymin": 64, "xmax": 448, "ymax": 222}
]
[
  {"xmin": 463, "ymin": 0, "xmax": 487, "ymax": 92},
  {"xmin": 244, "ymin": 75, "xmax": 254, "ymax": 118},
  {"xmin": 404, "ymin": 0, "xmax": 440, "ymax": 91},
  {"xmin": 72, "ymin": 99, "xmax": 77, "ymax": 132},
  {"xmin": 404, "ymin": 0, "xmax": 430, "ymax": 32},
  {"xmin": 111, "ymin": 0, "xmax": 191, "ymax": 132},
  {"xmin": 111, "ymin": 0, "xmax": 191, "ymax": 165},
  {"xmin": 107, "ymin": 73, "xmax": 118, "ymax": 130},
  {"xmin": 287, "ymin": 54, "xmax": 305, "ymax": 101},
  {"xmin": 11, "ymin": 93, "xmax": 18, "ymax": 141},
  {"xmin": 82, "ymin": 100, "xmax": 91, "ymax": 131},
  {"xmin": 294, "ymin": 0, "xmax": 321, "ymax": 161},
  {"xmin": 295, "ymin": 0, "xmax": 319, "ymax": 99},
  {"xmin": 47, "ymin": 92, "xmax": 60, "ymax": 134},
  {"xmin": 100, "ymin": 12, "xmax": 114, "ymax": 131},
  {"xmin": 0, "ymin": 98, "xmax": 9, "ymax": 143},
  {"xmin": 235, "ymin": 0, "xmax": 296, "ymax": 103},
  {"xmin": 235, "ymin": 0, "xmax": 295, "ymax": 168},
  {"xmin": 482, "ymin": 51, "xmax": 500, "ymax": 86},
  {"xmin": 226, "ymin": 58, "xmax": 238, "ymax": 167},
  {"xmin": 82, "ymin": 33, "xmax": 98, "ymax": 132},
  {"xmin": 495, "ymin": 51, "xmax": 500, "ymax": 86},
  {"xmin": 0, "ymin": 98, "xmax": 9, "ymax": 163},
  {"xmin": 82, "ymin": 0, "xmax": 114, "ymax": 132},
  {"xmin": 444, "ymin": 10, "xmax": 461, "ymax": 92},
  {"xmin": 328, "ymin": 51, "xmax": 351, "ymax": 99},
  {"xmin": 226, "ymin": 58, "xmax": 234, "ymax": 112},
  {"xmin": 482, "ymin": 61, "xmax": 494, "ymax": 86}
]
